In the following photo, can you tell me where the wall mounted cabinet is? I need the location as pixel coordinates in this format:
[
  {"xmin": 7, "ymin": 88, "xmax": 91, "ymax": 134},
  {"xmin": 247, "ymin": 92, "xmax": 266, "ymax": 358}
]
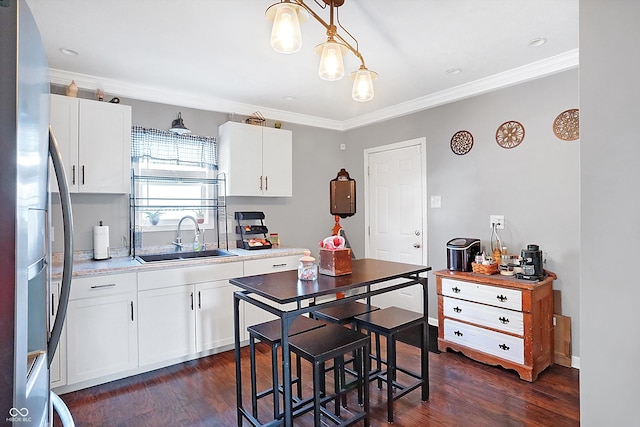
[
  {"xmin": 50, "ymin": 94, "xmax": 132, "ymax": 194},
  {"xmin": 218, "ymin": 121, "xmax": 292, "ymax": 197}
]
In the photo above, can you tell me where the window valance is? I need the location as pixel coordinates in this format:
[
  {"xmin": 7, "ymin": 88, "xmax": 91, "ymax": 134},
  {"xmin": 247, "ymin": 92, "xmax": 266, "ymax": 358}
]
[{"xmin": 131, "ymin": 126, "xmax": 217, "ymax": 170}]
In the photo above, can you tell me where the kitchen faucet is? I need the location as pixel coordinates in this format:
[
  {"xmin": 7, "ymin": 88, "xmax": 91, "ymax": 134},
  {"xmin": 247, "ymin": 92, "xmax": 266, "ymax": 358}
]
[{"xmin": 173, "ymin": 215, "xmax": 200, "ymax": 251}]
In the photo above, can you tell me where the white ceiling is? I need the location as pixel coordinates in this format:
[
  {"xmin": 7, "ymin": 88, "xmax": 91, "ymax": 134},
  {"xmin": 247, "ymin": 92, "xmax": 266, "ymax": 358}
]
[{"xmin": 26, "ymin": 0, "xmax": 579, "ymax": 130}]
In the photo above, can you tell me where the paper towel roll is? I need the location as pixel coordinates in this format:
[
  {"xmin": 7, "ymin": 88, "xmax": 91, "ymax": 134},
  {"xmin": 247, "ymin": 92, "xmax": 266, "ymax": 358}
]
[{"xmin": 93, "ymin": 225, "xmax": 110, "ymax": 260}]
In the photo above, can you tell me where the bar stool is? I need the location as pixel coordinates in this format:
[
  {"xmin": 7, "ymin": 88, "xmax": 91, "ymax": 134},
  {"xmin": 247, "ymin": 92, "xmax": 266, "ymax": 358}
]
[
  {"xmin": 313, "ymin": 300, "xmax": 382, "ymax": 403},
  {"xmin": 354, "ymin": 306, "xmax": 428, "ymax": 424},
  {"xmin": 247, "ymin": 315, "xmax": 325, "ymax": 421},
  {"xmin": 288, "ymin": 323, "xmax": 370, "ymax": 427}
]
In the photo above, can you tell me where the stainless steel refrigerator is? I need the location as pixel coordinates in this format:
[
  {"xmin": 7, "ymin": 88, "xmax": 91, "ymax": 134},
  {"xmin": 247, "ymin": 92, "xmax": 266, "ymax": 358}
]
[{"xmin": 1, "ymin": 1, "xmax": 74, "ymax": 425}]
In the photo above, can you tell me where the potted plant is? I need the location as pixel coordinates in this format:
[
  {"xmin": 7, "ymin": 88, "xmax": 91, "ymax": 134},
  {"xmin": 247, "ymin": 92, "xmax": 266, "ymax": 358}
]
[
  {"xmin": 193, "ymin": 209, "xmax": 205, "ymax": 224},
  {"xmin": 145, "ymin": 210, "xmax": 162, "ymax": 226}
]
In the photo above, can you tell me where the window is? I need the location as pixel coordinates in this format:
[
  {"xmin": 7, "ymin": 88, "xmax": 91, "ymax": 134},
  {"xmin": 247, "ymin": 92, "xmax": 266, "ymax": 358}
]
[{"xmin": 131, "ymin": 126, "xmax": 218, "ymax": 230}]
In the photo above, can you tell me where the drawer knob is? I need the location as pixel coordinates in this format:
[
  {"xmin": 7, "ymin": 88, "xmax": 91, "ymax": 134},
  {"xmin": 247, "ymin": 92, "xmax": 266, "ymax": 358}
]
[
  {"xmin": 454, "ymin": 330, "xmax": 463, "ymax": 337},
  {"xmin": 452, "ymin": 286, "xmax": 461, "ymax": 293},
  {"xmin": 496, "ymin": 294, "xmax": 508, "ymax": 302},
  {"xmin": 499, "ymin": 316, "xmax": 509, "ymax": 324},
  {"xmin": 499, "ymin": 343, "xmax": 510, "ymax": 351},
  {"xmin": 453, "ymin": 306, "xmax": 462, "ymax": 313}
]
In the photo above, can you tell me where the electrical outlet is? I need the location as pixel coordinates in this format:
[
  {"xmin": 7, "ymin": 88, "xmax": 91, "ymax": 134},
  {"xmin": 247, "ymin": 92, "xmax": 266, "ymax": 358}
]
[{"xmin": 490, "ymin": 215, "xmax": 504, "ymax": 229}]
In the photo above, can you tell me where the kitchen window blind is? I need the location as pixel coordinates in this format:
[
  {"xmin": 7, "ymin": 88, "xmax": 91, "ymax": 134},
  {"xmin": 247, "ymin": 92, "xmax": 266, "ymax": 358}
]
[{"xmin": 131, "ymin": 126, "xmax": 217, "ymax": 170}]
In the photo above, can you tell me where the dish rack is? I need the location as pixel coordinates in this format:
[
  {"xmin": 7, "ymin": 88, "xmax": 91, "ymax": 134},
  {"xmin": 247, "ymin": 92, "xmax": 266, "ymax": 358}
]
[{"xmin": 235, "ymin": 211, "xmax": 272, "ymax": 250}]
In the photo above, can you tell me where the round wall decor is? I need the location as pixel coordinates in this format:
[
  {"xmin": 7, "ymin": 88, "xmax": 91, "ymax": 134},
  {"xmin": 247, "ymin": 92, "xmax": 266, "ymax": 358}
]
[
  {"xmin": 450, "ymin": 130, "xmax": 474, "ymax": 155},
  {"xmin": 553, "ymin": 108, "xmax": 580, "ymax": 141},
  {"xmin": 496, "ymin": 120, "xmax": 525, "ymax": 149}
]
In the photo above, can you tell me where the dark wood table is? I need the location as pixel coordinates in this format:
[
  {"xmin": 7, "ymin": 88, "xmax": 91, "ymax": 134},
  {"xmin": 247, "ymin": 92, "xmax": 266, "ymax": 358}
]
[{"xmin": 230, "ymin": 258, "xmax": 432, "ymax": 427}]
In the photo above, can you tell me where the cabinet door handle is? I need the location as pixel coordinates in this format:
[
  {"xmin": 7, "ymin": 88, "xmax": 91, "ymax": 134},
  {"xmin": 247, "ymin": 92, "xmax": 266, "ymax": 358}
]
[
  {"xmin": 259, "ymin": 176, "xmax": 263, "ymax": 191},
  {"xmin": 454, "ymin": 330, "xmax": 463, "ymax": 337},
  {"xmin": 90, "ymin": 283, "xmax": 116, "ymax": 289},
  {"xmin": 130, "ymin": 301, "xmax": 134, "ymax": 322},
  {"xmin": 499, "ymin": 343, "xmax": 510, "ymax": 351},
  {"xmin": 190, "ymin": 292, "xmax": 194, "ymax": 310},
  {"xmin": 452, "ymin": 286, "xmax": 461, "ymax": 293},
  {"xmin": 453, "ymin": 306, "xmax": 462, "ymax": 313},
  {"xmin": 499, "ymin": 316, "xmax": 509, "ymax": 324},
  {"xmin": 265, "ymin": 176, "xmax": 268, "ymax": 191},
  {"xmin": 51, "ymin": 293, "xmax": 56, "ymax": 317},
  {"xmin": 81, "ymin": 165, "xmax": 85, "ymax": 185},
  {"xmin": 72, "ymin": 165, "xmax": 76, "ymax": 185},
  {"xmin": 496, "ymin": 294, "xmax": 508, "ymax": 302},
  {"xmin": 198, "ymin": 291, "xmax": 202, "ymax": 309}
]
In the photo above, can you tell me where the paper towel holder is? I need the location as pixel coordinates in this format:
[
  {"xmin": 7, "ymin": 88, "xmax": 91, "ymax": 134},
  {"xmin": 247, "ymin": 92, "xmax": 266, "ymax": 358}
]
[{"xmin": 93, "ymin": 220, "xmax": 111, "ymax": 261}]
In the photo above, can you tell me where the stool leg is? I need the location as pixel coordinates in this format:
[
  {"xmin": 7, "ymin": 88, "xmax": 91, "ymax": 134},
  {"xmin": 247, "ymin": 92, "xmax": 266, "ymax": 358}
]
[
  {"xmin": 335, "ymin": 356, "xmax": 343, "ymax": 415},
  {"xmin": 249, "ymin": 335, "xmax": 258, "ymax": 418},
  {"xmin": 421, "ymin": 320, "xmax": 429, "ymax": 401},
  {"xmin": 272, "ymin": 343, "xmax": 280, "ymax": 420},
  {"xmin": 363, "ymin": 341, "xmax": 371, "ymax": 427},
  {"xmin": 313, "ymin": 360, "xmax": 322, "ymax": 427},
  {"xmin": 387, "ymin": 334, "xmax": 396, "ymax": 424},
  {"xmin": 295, "ymin": 353, "xmax": 303, "ymax": 400},
  {"xmin": 376, "ymin": 331, "xmax": 383, "ymax": 389},
  {"xmin": 339, "ymin": 354, "xmax": 348, "ymax": 409}
]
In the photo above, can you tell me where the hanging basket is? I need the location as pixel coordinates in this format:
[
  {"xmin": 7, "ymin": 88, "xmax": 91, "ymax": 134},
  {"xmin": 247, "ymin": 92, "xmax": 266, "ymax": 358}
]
[{"xmin": 245, "ymin": 111, "xmax": 266, "ymax": 126}]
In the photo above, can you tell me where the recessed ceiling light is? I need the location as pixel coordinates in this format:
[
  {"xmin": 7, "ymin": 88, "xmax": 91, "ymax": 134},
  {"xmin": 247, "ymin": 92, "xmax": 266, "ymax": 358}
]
[
  {"xmin": 59, "ymin": 47, "xmax": 79, "ymax": 56},
  {"xmin": 528, "ymin": 38, "xmax": 547, "ymax": 47},
  {"xmin": 283, "ymin": 96, "xmax": 295, "ymax": 101},
  {"xmin": 446, "ymin": 68, "xmax": 462, "ymax": 75}
]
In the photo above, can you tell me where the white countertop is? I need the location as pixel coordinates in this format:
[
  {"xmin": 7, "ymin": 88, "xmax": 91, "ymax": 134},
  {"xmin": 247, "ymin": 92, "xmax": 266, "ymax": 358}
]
[{"xmin": 51, "ymin": 246, "xmax": 308, "ymax": 279}]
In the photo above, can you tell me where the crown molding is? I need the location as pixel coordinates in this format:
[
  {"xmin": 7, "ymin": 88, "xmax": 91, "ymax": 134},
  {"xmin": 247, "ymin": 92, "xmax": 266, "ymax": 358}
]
[{"xmin": 49, "ymin": 48, "xmax": 578, "ymax": 132}]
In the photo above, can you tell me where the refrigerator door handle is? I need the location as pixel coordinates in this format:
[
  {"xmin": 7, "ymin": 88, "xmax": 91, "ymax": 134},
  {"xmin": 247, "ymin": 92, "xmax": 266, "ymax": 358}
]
[{"xmin": 48, "ymin": 126, "xmax": 74, "ymax": 367}]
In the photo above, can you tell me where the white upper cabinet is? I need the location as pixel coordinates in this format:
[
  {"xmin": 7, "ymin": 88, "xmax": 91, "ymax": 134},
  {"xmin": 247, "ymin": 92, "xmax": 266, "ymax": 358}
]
[
  {"xmin": 50, "ymin": 94, "xmax": 132, "ymax": 193},
  {"xmin": 218, "ymin": 121, "xmax": 292, "ymax": 197}
]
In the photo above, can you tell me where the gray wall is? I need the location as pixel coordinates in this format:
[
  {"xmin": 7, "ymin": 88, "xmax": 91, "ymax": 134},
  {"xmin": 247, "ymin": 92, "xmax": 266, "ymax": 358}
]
[
  {"xmin": 580, "ymin": 1, "xmax": 640, "ymax": 424},
  {"xmin": 51, "ymin": 69, "xmax": 581, "ymax": 360},
  {"xmin": 344, "ymin": 69, "xmax": 580, "ymax": 355}
]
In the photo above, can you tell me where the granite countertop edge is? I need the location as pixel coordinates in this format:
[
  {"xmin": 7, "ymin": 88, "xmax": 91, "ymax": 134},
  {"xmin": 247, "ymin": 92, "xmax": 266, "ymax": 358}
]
[{"xmin": 51, "ymin": 247, "xmax": 309, "ymax": 279}]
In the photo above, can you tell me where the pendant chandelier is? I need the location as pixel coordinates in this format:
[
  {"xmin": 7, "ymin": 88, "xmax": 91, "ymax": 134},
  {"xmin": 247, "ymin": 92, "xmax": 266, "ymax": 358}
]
[{"xmin": 266, "ymin": 0, "xmax": 378, "ymax": 102}]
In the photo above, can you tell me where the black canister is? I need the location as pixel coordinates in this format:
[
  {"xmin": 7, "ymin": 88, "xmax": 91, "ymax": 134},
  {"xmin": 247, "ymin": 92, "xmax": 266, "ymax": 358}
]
[
  {"xmin": 446, "ymin": 238, "xmax": 481, "ymax": 272},
  {"xmin": 521, "ymin": 244, "xmax": 544, "ymax": 278}
]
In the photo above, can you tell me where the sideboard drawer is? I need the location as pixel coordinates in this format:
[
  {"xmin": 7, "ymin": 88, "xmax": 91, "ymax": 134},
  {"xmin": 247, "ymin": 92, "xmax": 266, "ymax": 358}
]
[
  {"xmin": 444, "ymin": 318, "xmax": 524, "ymax": 364},
  {"xmin": 441, "ymin": 278, "xmax": 522, "ymax": 311},
  {"xmin": 443, "ymin": 296, "xmax": 524, "ymax": 335}
]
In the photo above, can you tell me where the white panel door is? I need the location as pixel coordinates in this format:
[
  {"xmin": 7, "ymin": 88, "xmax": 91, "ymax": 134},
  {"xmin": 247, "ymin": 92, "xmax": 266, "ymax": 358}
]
[
  {"xmin": 365, "ymin": 138, "xmax": 426, "ymax": 312},
  {"xmin": 137, "ymin": 285, "xmax": 196, "ymax": 366}
]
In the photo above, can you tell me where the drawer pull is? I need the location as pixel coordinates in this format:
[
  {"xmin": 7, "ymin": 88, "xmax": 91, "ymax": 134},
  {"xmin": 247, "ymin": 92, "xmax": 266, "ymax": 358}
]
[
  {"xmin": 454, "ymin": 330, "xmax": 463, "ymax": 337},
  {"xmin": 452, "ymin": 286, "xmax": 461, "ymax": 293},
  {"xmin": 453, "ymin": 306, "xmax": 462, "ymax": 313},
  {"xmin": 499, "ymin": 343, "xmax": 510, "ymax": 351},
  {"xmin": 272, "ymin": 263, "xmax": 287, "ymax": 268},
  {"xmin": 499, "ymin": 316, "xmax": 509, "ymax": 324},
  {"xmin": 496, "ymin": 294, "xmax": 508, "ymax": 302},
  {"xmin": 90, "ymin": 283, "xmax": 116, "ymax": 289}
]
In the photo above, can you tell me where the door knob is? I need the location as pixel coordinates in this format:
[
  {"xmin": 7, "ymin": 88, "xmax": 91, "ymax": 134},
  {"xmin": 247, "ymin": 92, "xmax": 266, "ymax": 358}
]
[
  {"xmin": 415, "ymin": 230, "xmax": 421, "ymax": 236},
  {"xmin": 413, "ymin": 243, "xmax": 421, "ymax": 248}
]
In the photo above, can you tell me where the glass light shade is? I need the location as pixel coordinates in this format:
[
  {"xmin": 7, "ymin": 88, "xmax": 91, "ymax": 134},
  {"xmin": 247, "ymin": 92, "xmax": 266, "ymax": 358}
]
[
  {"xmin": 351, "ymin": 68, "xmax": 377, "ymax": 102},
  {"xmin": 318, "ymin": 41, "xmax": 346, "ymax": 81},
  {"xmin": 269, "ymin": 3, "xmax": 303, "ymax": 54}
]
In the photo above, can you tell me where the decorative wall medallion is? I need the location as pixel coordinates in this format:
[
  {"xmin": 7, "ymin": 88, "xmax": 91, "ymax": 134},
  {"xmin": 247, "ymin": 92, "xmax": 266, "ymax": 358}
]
[
  {"xmin": 553, "ymin": 108, "xmax": 580, "ymax": 141},
  {"xmin": 450, "ymin": 130, "xmax": 474, "ymax": 155},
  {"xmin": 496, "ymin": 120, "xmax": 525, "ymax": 149}
]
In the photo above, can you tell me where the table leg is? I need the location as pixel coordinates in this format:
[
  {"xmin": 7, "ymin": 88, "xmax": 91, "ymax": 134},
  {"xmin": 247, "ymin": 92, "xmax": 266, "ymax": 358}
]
[
  {"xmin": 233, "ymin": 293, "xmax": 243, "ymax": 427},
  {"xmin": 280, "ymin": 312, "xmax": 295, "ymax": 427},
  {"xmin": 420, "ymin": 276, "xmax": 430, "ymax": 401}
]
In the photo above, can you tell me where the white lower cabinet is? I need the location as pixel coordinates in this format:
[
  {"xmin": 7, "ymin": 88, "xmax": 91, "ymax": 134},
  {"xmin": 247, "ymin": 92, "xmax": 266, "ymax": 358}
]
[
  {"xmin": 66, "ymin": 273, "xmax": 138, "ymax": 384},
  {"xmin": 49, "ymin": 281, "xmax": 66, "ymax": 388},
  {"xmin": 137, "ymin": 262, "xmax": 244, "ymax": 367}
]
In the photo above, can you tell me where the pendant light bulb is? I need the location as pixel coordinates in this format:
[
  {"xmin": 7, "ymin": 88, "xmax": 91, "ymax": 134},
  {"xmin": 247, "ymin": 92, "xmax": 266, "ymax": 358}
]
[
  {"xmin": 317, "ymin": 40, "xmax": 346, "ymax": 81},
  {"xmin": 268, "ymin": 2, "xmax": 303, "ymax": 54},
  {"xmin": 351, "ymin": 67, "xmax": 378, "ymax": 102}
]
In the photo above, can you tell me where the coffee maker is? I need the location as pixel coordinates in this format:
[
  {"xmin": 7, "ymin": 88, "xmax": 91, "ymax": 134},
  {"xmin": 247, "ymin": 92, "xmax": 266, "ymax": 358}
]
[{"xmin": 516, "ymin": 244, "xmax": 544, "ymax": 280}]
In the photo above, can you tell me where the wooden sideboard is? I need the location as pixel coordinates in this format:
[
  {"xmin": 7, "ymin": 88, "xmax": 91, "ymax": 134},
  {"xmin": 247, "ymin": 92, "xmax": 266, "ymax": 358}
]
[{"xmin": 434, "ymin": 269, "xmax": 556, "ymax": 381}]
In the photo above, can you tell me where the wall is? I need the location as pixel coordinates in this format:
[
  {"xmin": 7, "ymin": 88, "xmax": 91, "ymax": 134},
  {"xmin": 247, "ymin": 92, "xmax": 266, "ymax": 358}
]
[
  {"xmin": 579, "ymin": 1, "xmax": 640, "ymax": 424},
  {"xmin": 343, "ymin": 69, "xmax": 580, "ymax": 356},
  {"xmin": 51, "ymin": 94, "xmax": 346, "ymax": 255},
  {"xmin": 51, "ymin": 70, "xmax": 581, "ymax": 359}
]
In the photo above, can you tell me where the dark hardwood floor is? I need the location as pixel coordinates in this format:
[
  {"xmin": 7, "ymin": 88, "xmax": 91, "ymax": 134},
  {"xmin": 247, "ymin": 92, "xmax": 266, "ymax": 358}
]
[{"xmin": 53, "ymin": 328, "xmax": 579, "ymax": 426}]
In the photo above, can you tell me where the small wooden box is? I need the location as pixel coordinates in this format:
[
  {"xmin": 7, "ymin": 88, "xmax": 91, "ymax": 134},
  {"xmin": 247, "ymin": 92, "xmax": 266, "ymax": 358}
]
[
  {"xmin": 553, "ymin": 314, "xmax": 572, "ymax": 367},
  {"xmin": 319, "ymin": 248, "xmax": 352, "ymax": 276}
]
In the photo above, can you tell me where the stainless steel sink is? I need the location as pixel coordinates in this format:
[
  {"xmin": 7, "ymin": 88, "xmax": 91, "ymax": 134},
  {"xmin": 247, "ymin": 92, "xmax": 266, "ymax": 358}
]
[{"xmin": 136, "ymin": 249, "xmax": 236, "ymax": 263}]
